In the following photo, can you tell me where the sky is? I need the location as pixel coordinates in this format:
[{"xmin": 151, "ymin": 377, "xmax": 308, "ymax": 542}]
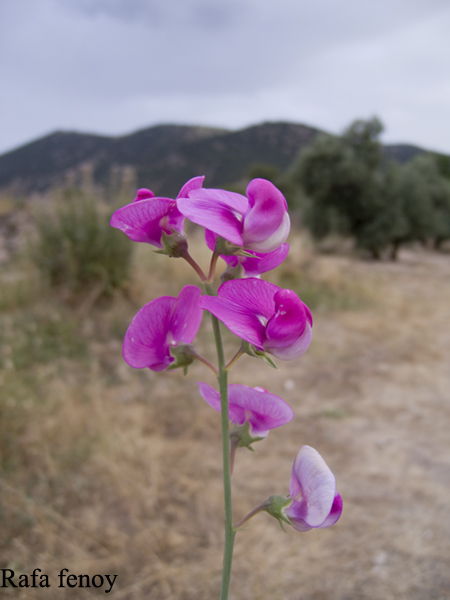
[{"xmin": 1, "ymin": 0, "xmax": 450, "ymax": 156}]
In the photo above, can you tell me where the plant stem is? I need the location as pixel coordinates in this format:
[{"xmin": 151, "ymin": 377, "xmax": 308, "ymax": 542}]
[
  {"xmin": 181, "ymin": 249, "xmax": 207, "ymax": 281},
  {"xmin": 226, "ymin": 345, "xmax": 244, "ymax": 371},
  {"xmin": 193, "ymin": 353, "xmax": 219, "ymax": 376},
  {"xmin": 205, "ymin": 282, "xmax": 236, "ymax": 600},
  {"xmin": 229, "ymin": 436, "xmax": 238, "ymax": 476},
  {"xmin": 234, "ymin": 502, "xmax": 266, "ymax": 529},
  {"xmin": 207, "ymin": 251, "xmax": 220, "ymax": 282}
]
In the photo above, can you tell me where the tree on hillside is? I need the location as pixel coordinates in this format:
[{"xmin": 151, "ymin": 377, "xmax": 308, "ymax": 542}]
[
  {"xmin": 435, "ymin": 153, "xmax": 450, "ymax": 180},
  {"xmin": 389, "ymin": 155, "xmax": 450, "ymax": 256},
  {"xmin": 293, "ymin": 117, "xmax": 406, "ymax": 258}
]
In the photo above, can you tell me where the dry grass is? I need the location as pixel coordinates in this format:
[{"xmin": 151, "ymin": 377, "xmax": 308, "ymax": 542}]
[{"xmin": 1, "ymin": 228, "xmax": 450, "ymax": 599}]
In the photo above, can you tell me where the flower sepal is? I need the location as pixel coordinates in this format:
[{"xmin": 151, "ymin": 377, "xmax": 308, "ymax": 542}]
[
  {"xmin": 242, "ymin": 342, "xmax": 278, "ymax": 369},
  {"xmin": 214, "ymin": 237, "xmax": 256, "ymax": 259},
  {"xmin": 167, "ymin": 343, "xmax": 198, "ymax": 374},
  {"xmin": 213, "ymin": 235, "xmax": 242, "ymax": 256},
  {"xmin": 154, "ymin": 229, "xmax": 189, "ymax": 258},
  {"xmin": 258, "ymin": 495, "xmax": 294, "ymax": 532},
  {"xmin": 230, "ymin": 421, "xmax": 266, "ymax": 452}
]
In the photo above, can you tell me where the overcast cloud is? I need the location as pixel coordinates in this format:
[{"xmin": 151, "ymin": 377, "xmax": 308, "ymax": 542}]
[{"xmin": 1, "ymin": 0, "xmax": 450, "ymax": 155}]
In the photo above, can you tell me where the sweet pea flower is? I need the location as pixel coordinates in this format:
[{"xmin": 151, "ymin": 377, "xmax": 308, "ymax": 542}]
[
  {"xmin": 200, "ymin": 278, "xmax": 312, "ymax": 360},
  {"xmin": 285, "ymin": 446, "xmax": 343, "ymax": 532},
  {"xmin": 198, "ymin": 382, "xmax": 294, "ymax": 438},
  {"xmin": 110, "ymin": 176, "xmax": 204, "ymax": 248},
  {"xmin": 234, "ymin": 445, "xmax": 342, "ymax": 531},
  {"xmin": 177, "ymin": 178, "xmax": 290, "ymax": 253},
  {"xmin": 205, "ymin": 229, "xmax": 289, "ymax": 277},
  {"xmin": 123, "ymin": 285, "xmax": 203, "ymax": 372}
]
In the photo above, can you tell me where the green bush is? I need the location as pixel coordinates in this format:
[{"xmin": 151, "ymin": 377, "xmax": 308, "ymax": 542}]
[
  {"xmin": 293, "ymin": 118, "xmax": 406, "ymax": 258},
  {"xmin": 32, "ymin": 191, "xmax": 132, "ymax": 297},
  {"xmin": 0, "ymin": 309, "xmax": 88, "ymax": 370}
]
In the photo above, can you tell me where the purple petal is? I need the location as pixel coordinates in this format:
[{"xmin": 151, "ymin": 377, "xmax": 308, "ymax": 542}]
[
  {"xmin": 227, "ymin": 384, "xmax": 294, "ymax": 434},
  {"xmin": 240, "ymin": 244, "xmax": 289, "ymax": 276},
  {"xmin": 200, "ymin": 296, "xmax": 266, "ymax": 349},
  {"xmin": 304, "ymin": 303, "xmax": 313, "ymax": 327},
  {"xmin": 287, "ymin": 446, "xmax": 337, "ymax": 528},
  {"xmin": 200, "ymin": 279, "xmax": 279, "ymax": 349},
  {"xmin": 265, "ymin": 289, "xmax": 307, "ymax": 349},
  {"xmin": 317, "ymin": 493, "xmax": 343, "ymax": 528},
  {"xmin": 133, "ymin": 188, "xmax": 155, "ymax": 202},
  {"xmin": 244, "ymin": 211, "xmax": 290, "ymax": 253},
  {"xmin": 205, "ymin": 229, "xmax": 217, "ymax": 252},
  {"xmin": 176, "ymin": 175, "xmax": 205, "ymax": 199},
  {"xmin": 110, "ymin": 198, "xmax": 183, "ymax": 247},
  {"xmin": 289, "ymin": 492, "xmax": 342, "ymax": 533},
  {"xmin": 123, "ymin": 296, "xmax": 176, "ymax": 371},
  {"xmin": 267, "ymin": 322, "xmax": 312, "ymax": 361},
  {"xmin": 286, "ymin": 517, "xmax": 313, "ymax": 532},
  {"xmin": 170, "ymin": 286, "xmax": 203, "ymax": 343},
  {"xmin": 222, "ymin": 244, "xmax": 289, "ymax": 277},
  {"xmin": 197, "ymin": 383, "xmax": 294, "ymax": 436},
  {"xmin": 193, "ymin": 188, "xmax": 248, "ymax": 213},
  {"xmin": 198, "ymin": 382, "xmax": 247, "ymax": 424},
  {"xmin": 218, "ymin": 278, "xmax": 279, "ymax": 319},
  {"xmin": 177, "ymin": 188, "xmax": 247, "ymax": 246},
  {"xmin": 242, "ymin": 179, "xmax": 290, "ymax": 251}
]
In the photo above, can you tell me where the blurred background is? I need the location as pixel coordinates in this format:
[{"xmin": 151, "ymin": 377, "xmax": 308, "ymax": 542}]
[{"xmin": 1, "ymin": 1, "xmax": 450, "ymax": 598}]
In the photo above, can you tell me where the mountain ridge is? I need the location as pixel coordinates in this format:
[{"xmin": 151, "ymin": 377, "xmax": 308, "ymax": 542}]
[{"xmin": 0, "ymin": 121, "xmax": 434, "ymax": 196}]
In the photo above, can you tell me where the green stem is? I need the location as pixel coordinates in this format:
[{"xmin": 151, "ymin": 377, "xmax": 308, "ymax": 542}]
[
  {"xmin": 205, "ymin": 282, "xmax": 236, "ymax": 600},
  {"xmin": 229, "ymin": 435, "xmax": 238, "ymax": 476},
  {"xmin": 234, "ymin": 502, "xmax": 266, "ymax": 529},
  {"xmin": 207, "ymin": 251, "xmax": 220, "ymax": 283},
  {"xmin": 226, "ymin": 345, "xmax": 244, "ymax": 371},
  {"xmin": 193, "ymin": 353, "xmax": 219, "ymax": 376},
  {"xmin": 181, "ymin": 249, "xmax": 207, "ymax": 281}
]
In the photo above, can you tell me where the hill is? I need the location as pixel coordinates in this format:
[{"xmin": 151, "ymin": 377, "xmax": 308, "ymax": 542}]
[{"xmin": 0, "ymin": 121, "xmax": 435, "ymax": 196}]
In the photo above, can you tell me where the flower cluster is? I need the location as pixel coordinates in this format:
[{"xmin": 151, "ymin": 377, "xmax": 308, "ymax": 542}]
[{"xmin": 111, "ymin": 175, "xmax": 342, "ymax": 537}]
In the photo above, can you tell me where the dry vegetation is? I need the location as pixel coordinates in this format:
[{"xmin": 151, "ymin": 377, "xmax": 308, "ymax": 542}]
[{"xmin": 1, "ymin": 220, "xmax": 450, "ymax": 599}]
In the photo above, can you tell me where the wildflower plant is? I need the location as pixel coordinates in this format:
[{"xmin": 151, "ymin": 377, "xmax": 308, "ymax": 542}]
[{"xmin": 111, "ymin": 176, "xmax": 342, "ymax": 599}]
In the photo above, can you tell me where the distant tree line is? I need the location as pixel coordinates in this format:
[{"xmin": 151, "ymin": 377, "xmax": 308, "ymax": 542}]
[{"xmin": 287, "ymin": 118, "xmax": 450, "ymax": 259}]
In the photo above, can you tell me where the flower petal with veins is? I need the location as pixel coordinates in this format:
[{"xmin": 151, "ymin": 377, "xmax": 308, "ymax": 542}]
[
  {"xmin": 123, "ymin": 285, "xmax": 203, "ymax": 372},
  {"xmin": 110, "ymin": 176, "xmax": 204, "ymax": 248},
  {"xmin": 200, "ymin": 278, "xmax": 312, "ymax": 361},
  {"xmin": 286, "ymin": 446, "xmax": 343, "ymax": 531},
  {"xmin": 178, "ymin": 178, "xmax": 289, "ymax": 253},
  {"xmin": 198, "ymin": 382, "xmax": 294, "ymax": 436}
]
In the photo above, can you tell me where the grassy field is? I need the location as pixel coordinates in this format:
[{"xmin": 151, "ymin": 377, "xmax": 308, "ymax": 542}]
[{"xmin": 1, "ymin": 218, "xmax": 450, "ymax": 599}]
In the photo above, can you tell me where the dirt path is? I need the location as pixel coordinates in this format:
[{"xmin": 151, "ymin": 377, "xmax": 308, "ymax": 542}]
[{"xmin": 226, "ymin": 249, "xmax": 450, "ymax": 599}]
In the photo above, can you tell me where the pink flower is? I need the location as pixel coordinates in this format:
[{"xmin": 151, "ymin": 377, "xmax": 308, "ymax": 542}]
[
  {"xmin": 200, "ymin": 278, "xmax": 312, "ymax": 360},
  {"xmin": 110, "ymin": 176, "xmax": 204, "ymax": 248},
  {"xmin": 286, "ymin": 446, "xmax": 343, "ymax": 532},
  {"xmin": 198, "ymin": 382, "xmax": 294, "ymax": 437},
  {"xmin": 177, "ymin": 178, "xmax": 290, "ymax": 253},
  {"xmin": 123, "ymin": 285, "xmax": 203, "ymax": 372}
]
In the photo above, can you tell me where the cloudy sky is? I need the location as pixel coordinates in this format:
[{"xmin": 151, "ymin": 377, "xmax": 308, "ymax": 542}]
[{"xmin": 1, "ymin": 0, "xmax": 450, "ymax": 156}]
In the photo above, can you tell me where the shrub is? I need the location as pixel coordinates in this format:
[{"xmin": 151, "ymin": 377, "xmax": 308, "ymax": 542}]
[{"xmin": 32, "ymin": 190, "xmax": 133, "ymax": 298}]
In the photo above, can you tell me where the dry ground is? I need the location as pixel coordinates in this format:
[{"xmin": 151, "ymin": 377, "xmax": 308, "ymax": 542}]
[{"xmin": 1, "ymin": 230, "xmax": 450, "ymax": 600}]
